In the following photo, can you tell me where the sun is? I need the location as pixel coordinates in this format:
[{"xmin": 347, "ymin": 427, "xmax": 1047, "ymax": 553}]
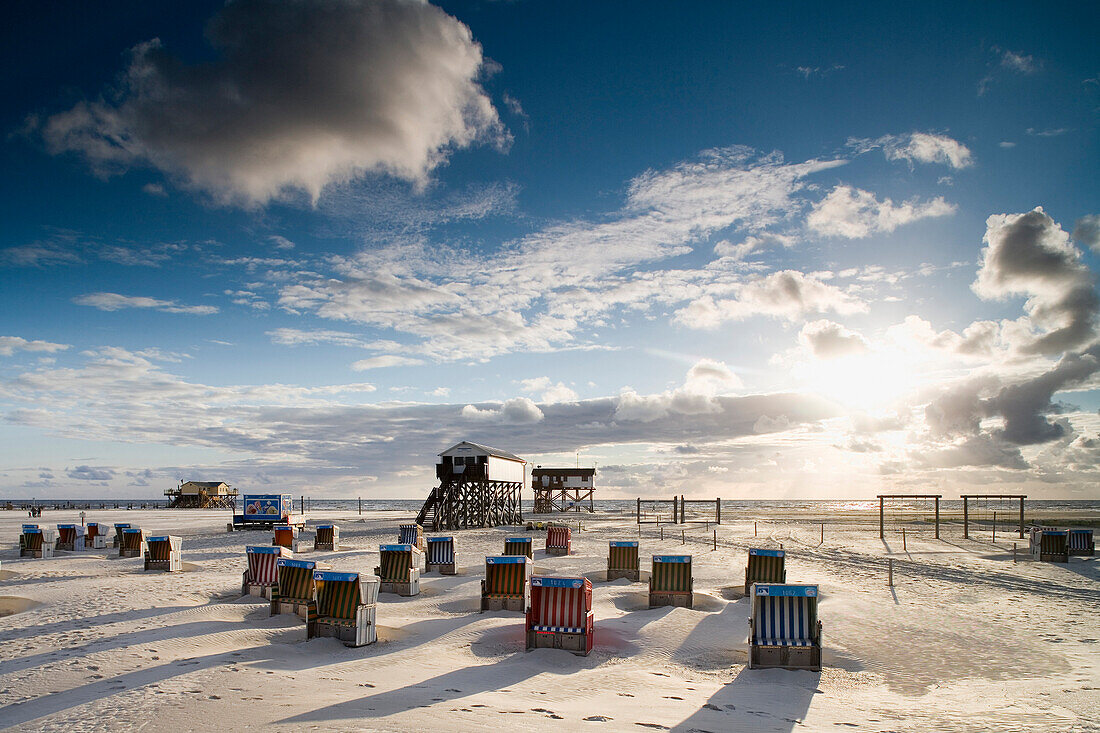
[{"xmin": 798, "ymin": 350, "xmax": 921, "ymax": 411}]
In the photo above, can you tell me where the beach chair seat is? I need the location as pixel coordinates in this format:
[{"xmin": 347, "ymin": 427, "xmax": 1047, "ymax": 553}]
[
  {"xmin": 748, "ymin": 584, "xmax": 822, "ymax": 671},
  {"xmin": 398, "ymin": 523, "xmax": 426, "ymax": 552},
  {"xmin": 744, "ymin": 548, "xmax": 786, "ymax": 594},
  {"xmin": 526, "ymin": 576, "xmax": 594, "ymax": 656},
  {"xmin": 607, "ymin": 540, "xmax": 640, "ymax": 581},
  {"xmin": 119, "ymin": 528, "xmax": 147, "ymax": 558},
  {"xmin": 313, "ymin": 524, "xmax": 340, "ymax": 552},
  {"xmin": 1028, "ymin": 525, "xmax": 1058, "ymax": 555},
  {"xmin": 481, "ymin": 555, "xmax": 531, "ymax": 612},
  {"xmin": 1039, "ymin": 530, "xmax": 1069, "ymax": 563},
  {"xmin": 546, "ymin": 526, "xmax": 571, "ymax": 556},
  {"xmin": 425, "ymin": 536, "xmax": 457, "ymax": 575},
  {"xmin": 649, "ymin": 555, "xmax": 693, "ymax": 608},
  {"xmin": 375, "ymin": 544, "xmax": 423, "ymax": 596},
  {"xmin": 504, "ymin": 537, "xmax": 533, "ymax": 559},
  {"xmin": 271, "ymin": 558, "xmax": 317, "ymax": 619},
  {"xmin": 307, "ymin": 570, "xmax": 380, "ymax": 647},
  {"xmin": 56, "ymin": 524, "xmax": 86, "ymax": 552},
  {"xmin": 272, "ymin": 525, "xmax": 300, "ymax": 552},
  {"xmin": 144, "ymin": 535, "xmax": 182, "ymax": 572},
  {"xmin": 85, "ymin": 522, "xmax": 108, "ymax": 549},
  {"xmin": 1067, "ymin": 529, "xmax": 1095, "ymax": 556},
  {"xmin": 19, "ymin": 527, "xmax": 55, "ymax": 558},
  {"xmin": 243, "ymin": 545, "xmax": 293, "ymax": 599},
  {"xmin": 112, "ymin": 523, "xmax": 132, "ymax": 548}
]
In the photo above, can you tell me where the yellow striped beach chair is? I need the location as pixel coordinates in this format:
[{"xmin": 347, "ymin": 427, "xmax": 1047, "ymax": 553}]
[
  {"xmin": 314, "ymin": 524, "xmax": 339, "ymax": 551},
  {"xmin": 20, "ymin": 526, "xmax": 55, "ymax": 558},
  {"xmin": 272, "ymin": 525, "xmax": 300, "ymax": 552},
  {"xmin": 56, "ymin": 524, "xmax": 85, "ymax": 551},
  {"xmin": 308, "ymin": 570, "xmax": 380, "ymax": 647},
  {"xmin": 425, "ymin": 536, "xmax": 457, "ymax": 575},
  {"xmin": 271, "ymin": 558, "xmax": 317, "ymax": 619},
  {"xmin": 546, "ymin": 526, "xmax": 571, "ymax": 556},
  {"xmin": 119, "ymin": 528, "xmax": 147, "ymax": 558},
  {"xmin": 375, "ymin": 544, "xmax": 423, "ymax": 596},
  {"xmin": 526, "ymin": 576, "xmax": 594, "ymax": 656},
  {"xmin": 607, "ymin": 540, "xmax": 640, "ymax": 581},
  {"xmin": 398, "ymin": 523, "xmax": 426, "ymax": 552},
  {"xmin": 748, "ymin": 584, "xmax": 822, "ymax": 671},
  {"xmin": 504, "ymin": 536, "xmax": 533, "ymax": 559},
  {"xmin": 744, "ymin": 548, "xmax": 786, "ymax": 594},
  {"xmin": 649, "ymin": 555, "xmax": 693, "ymax": 608},
  {"xmin": 481, "ymin": 555, "xmax": 531, "ymax": 612},
  {"xmin": 144, "ymin": 535, "xmax": 182, "ymax": 572},
  {"xmin": 243, "ymin": 545, "xmax": 293, "ymax": 599}
]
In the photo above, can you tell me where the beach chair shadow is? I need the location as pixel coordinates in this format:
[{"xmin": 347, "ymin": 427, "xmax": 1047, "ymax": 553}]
[{"xmin": 671, "ymin": 664, "xmax": 819, "ymax": 733}]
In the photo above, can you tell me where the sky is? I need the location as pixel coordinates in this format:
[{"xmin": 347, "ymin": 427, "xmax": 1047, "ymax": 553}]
[{"xmin": 1, "ymin": 0, "xmax": 1099, "ymax": 500}]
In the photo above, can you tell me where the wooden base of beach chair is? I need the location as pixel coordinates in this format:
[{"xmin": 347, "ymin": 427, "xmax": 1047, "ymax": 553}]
[
  {"xmin": 425, "ymin": 562, "xmax": 456, "ymax": 575},
  {"xmin": 313, "ymin": 542, "xmax": 339, "ymax": 552},
  {"xmin": 649, "ymin": 591, "xmax": 692, "ymax": 609},
  {"xmin": 482, "ymin": 595, "xmax": 526, "ymax": 612},
  {"xmin": 144, "ymin": 558, "xmax": 182, "ymax": 572},
  {"xmin": 310, "ymin": 608, "xmax": 377, "ymax": 647},
  {"xmin": 274, "ymin": 542, "xmax": 300, "ymax": 553},
  {"xmin": 20, "ymin": 548, "xmax": 54, "ymax": 559},
  {"xmin": 244, "ymin": 583, "xmax": 276, "ymax": 600},
  {"xmin": 271, "ymin": 599, "xmax": 311, "ymax": 620},
  {"xmin": 57, "ymin": 542, "xmax": 83, "ymax": 551},
  {"xmin": 1039, "ymin": 552, "xmax": 1069, "ymax": 563},
  {"xmin": 1068, "ymin": 547, "xmax": 1095, "ymax": 556},
  {"xmin": 119, "ymin": 549, "xmax": 142, "ymax": 558},
  {"xmin": 546, "ymin": 547, "xmax": 569, "ymax": 556},
  {"xmin": 749, "ymin": 644, "xmax": 821, "ymax": 672},
  {"xmin": 607, "ymin": 568, "xmax": 639, "ymax": 582},
  {"xmin": 526, "ymin": 630, "xmax": 592, "ymax": 656},
  {"xmin": 378, "ymin": 579, "xmax": 420, "ymax": 596}
]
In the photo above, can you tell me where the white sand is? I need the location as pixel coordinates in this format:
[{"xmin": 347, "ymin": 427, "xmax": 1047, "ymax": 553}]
[{"xmin": 1, "ymin": 508, "xmax": 1098, "ymax": 732}]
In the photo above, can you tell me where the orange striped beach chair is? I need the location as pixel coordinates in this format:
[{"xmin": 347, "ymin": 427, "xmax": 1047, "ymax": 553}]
[
  {"xmin": 307, "ymin": 570, "xmax": 379, "ymax": 647},
  {"xmin": 144, "ymin": 535, "xmax": 182, "ymax": 572},
  {"xmin": 748, "ymin": 584, "xmax": 822, "ymax": 671},
  {"xmin": 607, "ymin": 540, "xmax": 640, "ymax": 581},
  {"xmin": 56, "ymin": 524, "xmax": 85, "ymax": 551},
  {"xmin": 375, "ymin": 544, "xmax": 422, "ymax": 596},
  {"xmin": 272, "ymin": 525, "xmax": 300, "ymax": 552},
  {"xmin": 20, "ymin": 526, "xmax": 55, "ymax": 558},
  {"xmin": 112, "ymin": 523, "xmax": 132, "ymax": 548},
  {"xmin": 649, "ymin": 555, "xmax": 693, "ymax": 608},
  {"xmin": 398, "ymin": 523, "xmax": 426, "ymax": 552},
  {"xmin": 119, "ymin": 528, "xmax": 147, "ymax": 558},
  {"xmin": 744, "ymin": 548, "xmax": 786, "ymax": 594},
  {"xmin": 85, "ymin": 522, "xmax": 108, "ymax": 549},
  {"xmin": 314, "ymin": 524, "xmax": 340, "ymax": 551},
  {"xmin": 271, "ymin": 558, "xmax": 317, "ymax": 619},
  {"xmin": 526, "ymin": 576, "xmax": 594, "ymax": 656},
  {"xmin": 425, "ymin": 536, "xmax": 457, "ymax": 575},
  {"xmin": 546, "ymin": 526, "xmax": 571, "ymax": 556},
  {"xmin": 481, "ymin": 555, "xmax": 531, "ymax": 612},
  {"xmin": 504, "ymin": 536, "xmax": 533, "ymax": 558},
  {"xmin": 243, "ymin": 545, "xmax": 293, "ymax": 599}
]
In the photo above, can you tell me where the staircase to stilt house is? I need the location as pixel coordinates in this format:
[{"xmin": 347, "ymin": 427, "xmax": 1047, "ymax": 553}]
[{"xmin": 417, "ymin": 487, "xmax": 442, "ymax": 531}]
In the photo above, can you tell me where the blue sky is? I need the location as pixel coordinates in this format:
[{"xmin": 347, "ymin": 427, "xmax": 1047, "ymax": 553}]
[{"xmin": 1, "ymin": 0, "xmax": 1098, "ymax": 499}]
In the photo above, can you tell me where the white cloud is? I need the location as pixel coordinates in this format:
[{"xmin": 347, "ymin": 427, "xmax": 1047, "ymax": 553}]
[
  {"xmin": 0, "ymin": 336, "xmax": 71, "ymax": 357},
  {"xmin": 1073, "ymin": 215, "xmax": 1100, "ymax": 252},
  {"xmin": 73, "ymin": 292, "xmax": 218, "ymax": 315},
  {"xmin": 1001, "ymin": 50, "xmax": 1039, "ymax": 74},
  {"xmin": 854, "ymin": 132, "xmax": 973, "ymax": 169},
  {"xmin": 807, "ymin": 185, "xmax": 956, "ymax": 238},
  {"xmin": 799, "ymin": 320, "xmax": 869, "ymax": 359},
  {"xmin": 520, "ymin": 377, "xmax": 578, "ymax": 403},
  {"xmin": 351, "ymin": 355, "xmax": 425, "ymax": 370},
  {"xmin": 675, "ymin": 270, "xmax": 866, "ymax": 328},
  {"xmin": 461, "ymin": 396, "xmax": 544, "ymax": 424}
]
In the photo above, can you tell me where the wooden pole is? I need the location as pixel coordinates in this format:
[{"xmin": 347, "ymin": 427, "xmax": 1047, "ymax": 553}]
[
  {"xmin": 660, "ymin": 526, "xmax": 663, "ymax": 541},
  {"xmin": 358, "ymin": 497, "xmax": 362, "ymax": 515},
  {"xmin": 754, "ymin": 521, "xmax": 757, "ymax": 537},
  {"xmin": 993, "ymin": 511, "xmax": 997, "ymax": 543},
  {"xmin": 821, "ymin": 523, "xmax": 824, "ymax": 544},
  {"xmin": 888, "ymin": 559, "xmax": 893, "ymax": 586},
  {"xmin": 636, "ymin": 497, "xmax": 640, "ymax": 524},
  {"xmin": 879, "ymin": 496, "xmax": 884, "ymax": 539},
  {"xmin": 713, "ymin": 529, "xmax": 716, "ymax": 551},
  {"xmin": 902, "ymin": 527, "xmax": 906, "ymax": 551},
  {"xmin": 963, "ymin": 497, "xmax": 969, "ymax": 539},
  {"xmin": 681, "ymin": 529, "xmax": 685, "ymax": 545},
  {"xmin": 716, "ymin": 498, "xmax": 721, "ymax": 524},
  {"xmin": 1019, "ymin": 497, "xmax": 1025, "ymax": 539},
  {"xmin": 934, "ymin": 496, "xmax": 940, "ymax": 539},
  {"xmin": 1013, "ymin": 542, "xmax": 1017, "ymax": 563}
]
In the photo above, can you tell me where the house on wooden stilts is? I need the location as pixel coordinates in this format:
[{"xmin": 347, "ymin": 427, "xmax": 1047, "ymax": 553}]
[{"xmin": 417, "ymin": 442, "xmax": 526, "ymax": 531}]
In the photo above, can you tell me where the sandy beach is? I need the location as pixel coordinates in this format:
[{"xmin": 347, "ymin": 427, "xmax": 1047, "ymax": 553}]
[{"xmin": 1, "ymin": 507, "xmax": 1098, "ymax": 732}]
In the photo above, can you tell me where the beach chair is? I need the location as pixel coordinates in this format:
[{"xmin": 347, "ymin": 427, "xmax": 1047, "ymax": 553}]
[
  {"xmin": 649, "ymin": 555, "xmax": 693, "ymax": 608},
  {"xmin": 272, "ymin": 525, "xmax": 300, "ymax": 552},
  {"xmin": 375, "ymin": 544, "xmax": 423, "ymax": 596},
  {"xmin": 744, "ymin": 548, "xmax": 786, "ymax": 594},
  {"xmin": 56, "ymin": 524, "xmax": 85, "ymax": 551},
  {"xmin": 482, "ymin": 555, "xmax": 531, "ymax": 612},
  {"xmin": 504, "ymin": 536, "xmax": 533, "ymax": 559},
  {"xmin": 85, "ymin": 522, "xmax": 108, "ymax": 549},
  {"xmin": 1028, "ymin": 526, "xmax": 1058, "ymax": 555},
  {"xmin": 546, "ymin": 526, "xmax": 572, "ymax": 556},
  {"xmin": 607, "ymin": 540, "xmax": 640, "ymax": 581},
  {"xmin": 112, "ymin": 523, "xmax": 132, "ymax": 548},
  {"xmin": 307, "ymin": 570, "xmax": 380, "ymax": 647},
  {"xmin": 1067, "ymin": 528, "xmax": 1095, "ymax": 556},
  {"xmin": 271, "ymin": 558, "xmax": 317, "ymax": 619},
  {"xmin": 119, "ymin": 528, "xmax": 147, "ymax": 558},
  {"xmin": 748, "ymin": 584, "xmax": 822, "ymax": 671},
  {"xmin": 243, "ymin": 545, "xmax": 294, "ymax": 599},
  {"xmin": 398, "ymin": 523, "xmax": 426, "ymax": 552},
  {"xmin": 1039, "ymin": 530, "xmax": 1069, "ymax": 563},
  {"xmin": 19, "ymin": 527, "xmax": 55, "ymax": 558},
  {"xmin": 144, "ymin": 535, "xmax": 182, "ymax": 572},
  {"xmin": 425, "ymin": 536, "xmax": 457, "ymax": 575},
  {"xmin": 314, "ymin": 524, "xmax": 340, "ymax": 552},
  {"xmin": 526, "ymin": 576, "xmax": 594, "ymax": 656}
]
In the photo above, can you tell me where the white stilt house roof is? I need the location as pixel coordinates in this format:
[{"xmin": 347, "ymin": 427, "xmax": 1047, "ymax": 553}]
[{"xmin": 437, "ymin": 441, "xmax": 527, "ymax": 485}]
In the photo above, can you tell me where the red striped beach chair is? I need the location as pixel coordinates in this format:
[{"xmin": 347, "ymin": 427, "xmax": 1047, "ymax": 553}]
[
  {"xmin": 56, "ymin": 524, "xmax": 85, "ymax": 551},
  {"xmin": 20, "ymin": 527, "xmax": 55, "ymax": 558},
  {"xmin": 112, "ymin": 523, "xmax": 132, "ymax": 548},
  {"xmin": 119, "ymin": 528, "xmax": 147, "ymax": 558},
  {"xmin": 85, "ymin": 522, "xmax": 108, "ymax": 549},
  {"xmin": 745, "ymin": 548, "xmax": 786, "ymax": 594},
  {"xmin": 314, "ymin": 524, "xmax": 339, "ymax": 552},
  {"xmin": 1068, "ymin": 528, "xmax": 1094, "ymax": 556},
  {"xmin": 1039, "ymin": 530, "xmax": 1069, "ymax": 563},
  {"xmin": 271, "ymin": 558, "xmax": 317, "ymax": 619},
  {"xmin": 546, "ymin": 526, "xmax": 571, "ymax": 556},
  {"xmin": 308, "ymin": 570, "xmax": 380, "ymax": 647},
  {"xmin": 425, "ymin": 536, "xmax": 457, "ymax": 575},
  {"xmin": 144, "ymin": 535, "xmax": 182, "ymax": 572},
  {"xmin": 748, "ymin": 584, "xmax": 822, "ymax": 671},
  {"xmin": 243, "ymin": 545, "xmax": 293, "ymax": 599},
  {"xmin": 607, "ymin": 540, "xmax": 640, "ymax": 581},
  {"xmin": 375, "ymin": 544, "xmax": 422, "ymax": 596},
  {"xmin": 398, "ymin": 523, "xmax": 426, "ymax": 552},
  {"xmin": 526, "ymin": 576, "xmax": 594, "ymax": 656},
  {"xmin": 650, "ymin": 555, "xmax": 693, "ymax": 608},
  {"xmin": 482, "ymin": 555, "xmax": 531, "ymax": 612},
  {"xmin": 272, "ymin": 525, "xmax": 300, "ymax": 552},
  {"xmin": 504, "ymin": 536, "xmax": 533, "ymax": 558}
]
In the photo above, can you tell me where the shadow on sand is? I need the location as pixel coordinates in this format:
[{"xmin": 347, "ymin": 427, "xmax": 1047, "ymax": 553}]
[{"xmin": 672, "ymin": 664, "xmax": 820, "ymax": 733}]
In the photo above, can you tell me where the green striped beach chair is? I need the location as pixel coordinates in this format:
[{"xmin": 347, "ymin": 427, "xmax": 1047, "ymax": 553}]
[
  {"xmin": 20, "ymin": 526, "xmax": 55, "ymax": 558},
  {"xmin": 375, "ymin": 544, "xmax": 423, "ymax": 596},
  {"xmin": 144, "ymin": 535, "xmax": 182, "ymax": 572},
  {"xmin": 271, "ymin": 558, "xmax": 317, "ymax": 619},
  {"xmin": 314, "ymin": 524, "xmax": 339, "ymax": 551},
  {"xmin": 649, "ymin": 555, "xmax": 693, "ymax": 608},
  {"xmin": 119, "ymin": 528, "xmax": 147, "ymax": 558},
  {"xmin": 481, "ymin": 555, "xmax": 531, "ymax": 612},
  {"xmin": 398, "ymin": 523, "xmax": 426, "ymax": 552},
  {"xmin": 748, "ymin": 584, "xmax": 822, "ymax": 671},
  {"xmin": 503, "ymin": 536, "xmax": 533, "ymax": 559},
  {"xmin": 56, "ymin": 524, "xmax": 85, "ymax": 551},
  {"xmin": 1068, "ymin": 529, "xmax": 1094, "ymax": 556},
  {"xmin": 1039, "ymin": 530, "xmax": 1069, "ymax": 563},
  {"xmin": 425, "ymin": 536, "xmax": 457, "ymax": 575},
  {"xmin": 744, "ymin": 548, "xmax": 786, "ymax": 594},
  {"xmin": 607, "ymin": 540, "xmax": 640, "ymax": 581},
  {"xmin": 308, "ymin": 570, "xmax": 380, "ymax": 647}
]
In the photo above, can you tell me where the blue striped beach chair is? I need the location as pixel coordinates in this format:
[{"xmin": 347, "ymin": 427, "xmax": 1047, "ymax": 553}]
[
  {"xmin": 243, "ymin": 545, "xmax": 293, "ymax": 599},
  {"xmin": 271, "ymin": 558, "xmax": 317, "ymax": 619},
  {"xmin": 375, "ymin": 544, "xmax": 422, "ymax": 596},
  {"xmin": 745, "ymin": 548, "xmax": 786, "ymax": 594},
  {"xmin": 20, "ymin": 527, "xmax": 55, "ymax": 558},
  {"xmin": 504, "ymin": 536, "xmax": 533, "ymax": 559},
  {"xmin": 607, "ymin": 541, "xmax": 640, "ymax": 581},
  {"xmin": 308, "ymin": 570, "xmax": 380, "ymax": 647},
  {"xmin": 1068, "ymin": 528, "xmax": 1094, "ymax": 556},
  {"xmin": 526, "ymin": 576, "xmax": 594, "ymax": 656},
  {"xmin": 748, "ymin": 584, "xmax": 822, "ymax": 671},
  {"xmin": 482, "ymin": 555, "xmax": 531, "ymax": 612},
  {"xmin": 144, "ymin": 535, "xmax": 182, "ymax": 572},
  {"xmin": 85, "ymin": 522, "xmax": 108, "ymax": 549},
  {"xmin": 272, "ymin": 525, "xmax": 300, "ymax": 552},
  {"xmin": 314, "ymin": 524, "xmax": 339, "ymax": 551},
  {"xmin": 56, "ymin": 524, "xmax": 85, "ymax": 551},
  {"xmin": 119, "ymin": 528, "xmax": 147, "ymax": 558},
  {"xmin": 398, "ymin": 523, "xmax": 426, "ymax": 552},
  {"xmin": 425, "ymin": 536, "xmax": 457, "ymax": 575},
  {"xmin": 650, "ymin": 555, "xmax": 693, "ymax": 608},
  {"xmin": 1039, "ymin": 530, "xmax": 1069, "ymax": 563}
]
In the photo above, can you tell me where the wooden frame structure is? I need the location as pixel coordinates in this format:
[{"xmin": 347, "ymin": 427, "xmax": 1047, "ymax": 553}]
[
  {"xmin": 531, "ymin": 467, "xmax": 595, "ymax": 513},
  {"xmin": 679, "ymin": 496, "xmax": 722, "ymax": 524},
  {"xmin": 636, "ymin": 496, "xmax": 721, "ymax": 524},
  {"xmin": 165, "ymin": 481, "xmax": 237, "ymax": 509},
  {"xmin": 636, "ymin": 497, "xmax": 678, "ymax": 524},
  {"xmin": 959, "ymin": 494, "xmax": 1026, "ymax": 539},
  {"xmin": 877, "ymin": 494, "xmax": 942, "ymax": 539},
  {"xmin": 417, "ymin": 442, "xmax": 525, "ymax": 531}
]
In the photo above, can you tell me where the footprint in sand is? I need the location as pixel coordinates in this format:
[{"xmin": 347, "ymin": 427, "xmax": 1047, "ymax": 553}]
[
  {"xmin": 634, "ymin": 724, "xmax": 669, "ymax": 730},
  {"xmin": 583, "ymin": 715, "xmax": 613, "ymax": 722}
]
